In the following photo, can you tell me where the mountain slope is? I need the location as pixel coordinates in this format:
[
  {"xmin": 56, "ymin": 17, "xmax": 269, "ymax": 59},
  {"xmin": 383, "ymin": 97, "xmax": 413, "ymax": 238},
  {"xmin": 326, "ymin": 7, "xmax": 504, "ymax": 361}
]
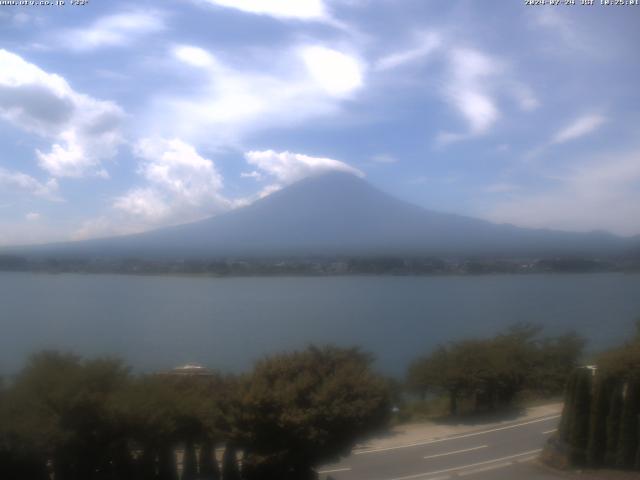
[{"xmin": 8, "ymin": 172, "xmax": 634, "ymax": 258}]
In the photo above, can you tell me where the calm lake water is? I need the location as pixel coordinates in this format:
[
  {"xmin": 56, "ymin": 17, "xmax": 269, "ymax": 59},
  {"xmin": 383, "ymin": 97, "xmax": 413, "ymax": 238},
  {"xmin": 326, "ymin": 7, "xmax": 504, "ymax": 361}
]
[{"xmin": 1, "ymin": 272, "xmax": 639, "ymax": 377}]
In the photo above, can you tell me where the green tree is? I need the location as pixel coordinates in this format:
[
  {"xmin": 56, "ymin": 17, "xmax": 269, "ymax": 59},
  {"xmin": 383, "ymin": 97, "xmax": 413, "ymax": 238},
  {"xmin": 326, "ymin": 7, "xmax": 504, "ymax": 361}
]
[
  {"xmin": 233, "ymin": 346, "xmax": 391, "ymax": 479},
  {"xmin": 198, "ymin": 439, "xmax": 220, "ymax": 480},
  {"xmin": 586, "ymin": 374, "xmax": 612, "ymax": 467},
  {"xmin": 407, "ymin": 345, "xmax": 465, "ymax": 415},
  {"xmin": 6, "ymin": 351, "xmax": 131, "ymax": 480},
  {"xmin": 605, "ymin": 383, "xmax": 623, "ymax": 466},
  {"xmin": 222, "ymin": 443, "xmax": 241, "ymax": 480},
  {"xmin": 114, "ymin": 376, "xmax": 181, "ymax": 480},
  {"xmin": 533, "ymin": 332, "xmax": 585, "ymax": 397},
  {"xmin": 635, "ymin": 421, "xmax": 640, "ymax": 470},
  {"xmin": 569, "ymin": 368, "xmax": 592, "ymax": 465},
  {"xmin": 617, "ymin": 379, "xmax": 640, "ymax": 468},
  {"xmin": 558, "ymin": 371, "xmax": 578, "ymax": 443},
  {"xmin": 182, "ymin": 440, "xmax": 198, "ymax": 480},
  {"xmin": 407, "ymin": 324, "xmax": 557, "ymax": 416},
  {"xmin": 0, "ymin": 377, "xmax": 49, "ymax": 480},
  {"xmin": 599, "ymin": 342, "xmax": 640, "ymax": 383},
  {"xmin": 487, "ymin": 324, "xmax": 541, "ymax": 407}
]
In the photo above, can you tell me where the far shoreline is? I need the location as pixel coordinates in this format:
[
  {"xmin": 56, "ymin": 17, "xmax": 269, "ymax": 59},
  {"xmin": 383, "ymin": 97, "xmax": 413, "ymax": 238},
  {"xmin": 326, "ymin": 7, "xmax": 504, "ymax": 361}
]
[{"xmin": 1, "ymin": 269, "xmax": 639, "ymax": 279}]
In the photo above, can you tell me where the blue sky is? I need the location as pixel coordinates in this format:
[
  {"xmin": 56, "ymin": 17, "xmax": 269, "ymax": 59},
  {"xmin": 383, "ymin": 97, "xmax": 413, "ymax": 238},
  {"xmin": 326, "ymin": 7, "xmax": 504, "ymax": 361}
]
[{"xmin": 0, "ymin": 0, "xmax": 639, "ymax": 245}]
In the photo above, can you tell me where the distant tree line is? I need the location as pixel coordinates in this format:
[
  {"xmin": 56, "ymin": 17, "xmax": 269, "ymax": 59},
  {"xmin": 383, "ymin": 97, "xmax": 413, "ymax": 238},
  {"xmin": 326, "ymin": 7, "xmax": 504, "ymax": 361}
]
[
  {"xmin": 1, "ymin": 254, "xmax": 637, "ymax": 276},
  {"xmin": 550, "ymin": 321, "xmax": 640, "ymax": 471},
  {"xmin": 406, "ymin": 324, "xmax": 585, "ymax": 415},
  {"xmin": 0, "ymin": 346, "xmax": 390, "ymax": 480}
]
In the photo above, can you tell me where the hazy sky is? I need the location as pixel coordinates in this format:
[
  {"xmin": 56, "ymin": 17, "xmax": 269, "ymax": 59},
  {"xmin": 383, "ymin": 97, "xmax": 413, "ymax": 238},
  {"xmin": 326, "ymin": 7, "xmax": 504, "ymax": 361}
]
[{"xmin": 1, "ymin": 0, "xmax": 639, "ymax": 245}]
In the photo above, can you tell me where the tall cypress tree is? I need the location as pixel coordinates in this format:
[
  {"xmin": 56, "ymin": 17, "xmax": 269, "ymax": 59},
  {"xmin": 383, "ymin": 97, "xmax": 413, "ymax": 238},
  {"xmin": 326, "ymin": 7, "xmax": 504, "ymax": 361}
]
[
  {"xmin": 617, "ymin": 379, "xmax": 640, "ymax": 468},
  {"xmin": 635, "ymin": 419, "xmax": 640, "ymax": 471},
  {"xmin": 569, "ymin": 369, "xmax": 592, "ymax": 465},
  {"xmin": 182, "ymin": 440, "xmax": 198, "ymax": 480},
  {"xmin": 222, "ymin": 444, "xmax": 240, "ymax": 480},
  {"xmin": 157, "ymin": 444, "xmax": 178, "ymax": 480},
  {"xmin": 559, "ymin": 370, "xmax": 578, "ymax": 443},
  {"xmin": 198, "ymin": 440, "xmax": 220, "ymax": 480},
  {"xmin": 586, "ymin": 374, "xmax": 611, "ymax": 467},
  {"xmin": 605, "ymin": 384, "xmax": 623, "ymax": 467},
  {"xmin": 137, "ymin": 446, "xmax": 157, "ymax": 480}
]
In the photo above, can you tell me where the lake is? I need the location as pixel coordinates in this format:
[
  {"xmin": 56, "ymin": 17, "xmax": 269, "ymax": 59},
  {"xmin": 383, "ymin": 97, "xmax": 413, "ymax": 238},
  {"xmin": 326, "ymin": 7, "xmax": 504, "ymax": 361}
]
[{"xmin": 1, "ymin": 272, "xmax": 639, "ymax": 377}]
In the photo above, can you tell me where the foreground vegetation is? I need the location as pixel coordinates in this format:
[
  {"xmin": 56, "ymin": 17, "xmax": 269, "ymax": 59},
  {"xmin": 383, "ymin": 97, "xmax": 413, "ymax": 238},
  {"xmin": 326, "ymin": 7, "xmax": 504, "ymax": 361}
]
[
  {"xmin": 548, "ymin": 322, "xmax": 640, "ymax": 471},
  {"xmin": 0, "ymin": 346, "xmax": 390, "ymax": 480},
  {"xmin": 406, "ymin": 324, "xmax": 584, "ymax": 417},
  {"xmin": 0, "ymin": 323, "xmax": 605, "ymax": 479}
]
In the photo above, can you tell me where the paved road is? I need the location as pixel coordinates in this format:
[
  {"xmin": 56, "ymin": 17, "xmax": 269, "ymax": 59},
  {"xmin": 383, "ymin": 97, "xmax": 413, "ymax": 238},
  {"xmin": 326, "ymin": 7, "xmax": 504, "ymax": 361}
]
[{"xmin": 318, "ymin": 414, "xmax": 563, "ymax": 480}]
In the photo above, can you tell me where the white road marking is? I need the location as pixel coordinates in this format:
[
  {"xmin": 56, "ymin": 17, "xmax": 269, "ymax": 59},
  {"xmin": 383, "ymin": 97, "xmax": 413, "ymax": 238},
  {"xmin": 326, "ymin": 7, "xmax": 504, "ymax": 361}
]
[
  {"xmin": 458, "ymin": 461, "xmax": 512, "ymax": 476},
  {"xmin": 516, "ymin": 455, "xmax": 539, "ymax": 463},
  {"xmin": 385, "ymin": 449, "xmax": 542, "ymax": 480},
  {"xmin": 318, "ymin": 467, "xmax": 352, "ymax": 474},
  {"xmin": 354, "ymin": 415, "xmax": 560, "ymax": 455},
  {"xmin": 542, "ymin": 429, "xmax": 557, "ymax": 434},
  {"xmin": 389, "ymin": 476, "xmax": 451, "ymax": 480},
  {"xmin": 423, "ymin": 445, "xmax": 487, "ymax": 460}
]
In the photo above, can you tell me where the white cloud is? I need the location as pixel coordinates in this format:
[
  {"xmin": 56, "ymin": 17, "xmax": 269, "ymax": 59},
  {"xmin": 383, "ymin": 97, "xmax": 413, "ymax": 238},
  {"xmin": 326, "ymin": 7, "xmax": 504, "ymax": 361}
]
[
  {"xmin": 530, "ymin": 9, "xmax": 612, "ymax": 61},
  {"xmin": 12, "ymin": 12, "xmax": 31, "ymax": 26},
  {"xmin": 552, "ymin": 114, "xmax": 607, "ymax": 144},
  {"xmin": 134, "ymin": 138, "xmax": 226, "ymax": 205},
  {"xmin": 172, "ymin": 45, "xmax": 216, "ymax": 68},
  {"xmin": 488, "ymin": 149, "xmax": 640, "ymax": 236},
  {"xmin": 255, "ymin": 183, "xmax": 283, "ymax": 200},
  {"xmin": 445, "ymin": 48, "xmax": 501, "ymax": 135},
  {"xmin": 199, "ymin": 0, "xmax": 328, "ymax": 21},
  {"xmin": 0, "ymin": 49, "xmax": 124, "ymax": 178},
  {"xmin": 370, "ymin": 153, "xmax": 398, "ymax": 164},
  {"xmin": 75, "ymin": 138, "xmax": 232, "ymax": 241},
  {"xmin": 241, "ymin": 170, "xmax": 263, "ymax": 180},
  {"xmin": 60, "ymin": 10, "xmax": 165, "ymax": 51},
  {"xmin": 153, "ymin": 44, "xmax": 365, "ymax": 146},
  {"xmin": 436, "ymin": 48, "xmax": 539, "ymax": 146},
  {"xmin": 524, "ymin": 113, "xmax": 608, "ymax": 161},
  {"xmin": 432, "ymin": 132, "xmax": 460, "ymax": 148},
  {"xmin": 244, "ymin": 149, "xmax": 363, "ymax": 196},
  {"xmin": 531, "ymin": 9, "xmax": 591, "ymax": 55},
  {"xmin": 70, "ymin": 215, "xmax": 148, "ymax": 242},
  {"xmin": 36, "ymin": 130, "xmax": 110, "ymax": 179},
  {"xmin": 0, "ymin": 167, "xmax": 60, "ymax": 200},
  {"xmin": 25, "ymin": 212, "xmax": 41, "ymax": 221},
  {"xmin": 375, "ymin": 32, "xmax": 441, "ymax": 71},
  {"xmin": 113, "ymin": 138, "xmax": 230, "ymax": 224},
  {"xmin": 301, "ymin": 46, "xmax": 364, "ymax": 97},
  {"xmin": 533, "ymin": 9, "xmax": 576, "ymax": 41},
  {"xmin": 0, "ymin": 11, "xmax": 43, "ymax": 27},
  {"xmin": 238, "ymin": 150, "xmax": 364, "ymax": 203},
  {"xmin": 113, "ymin": 188, "xmax": 170, "ymax": 222},
  {"xmin": 510, "ymin": 84, "xmax": 539, "ymax": 112}
]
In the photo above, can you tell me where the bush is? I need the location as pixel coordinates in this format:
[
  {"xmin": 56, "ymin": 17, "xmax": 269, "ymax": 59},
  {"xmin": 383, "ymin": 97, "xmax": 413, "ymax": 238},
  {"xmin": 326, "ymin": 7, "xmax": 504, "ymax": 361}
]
[{"xmin": 232, "ymin": 345, "xmax": 391, "ymax": 479}]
